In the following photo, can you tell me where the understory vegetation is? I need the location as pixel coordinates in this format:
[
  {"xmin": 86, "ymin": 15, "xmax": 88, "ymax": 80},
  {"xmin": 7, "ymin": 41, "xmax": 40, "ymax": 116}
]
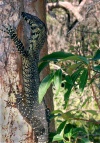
[
  {"xmin": 39, "ymin": 1, "xmax": 100, "ymax": 143},
  {"xmin": 39, "ymin": 49, "xmax": 100, "ymax": 143}
]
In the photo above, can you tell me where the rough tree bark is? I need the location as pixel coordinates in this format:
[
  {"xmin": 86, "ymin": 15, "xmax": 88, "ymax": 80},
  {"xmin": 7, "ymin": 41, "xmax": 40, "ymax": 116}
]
[
  {"xmin": 33, "ymin": 0, "xmax": 55, "ymax": 133},
  {"xmin": 0, "ymin": 0, "xmax": 55, "ymax": 142}
]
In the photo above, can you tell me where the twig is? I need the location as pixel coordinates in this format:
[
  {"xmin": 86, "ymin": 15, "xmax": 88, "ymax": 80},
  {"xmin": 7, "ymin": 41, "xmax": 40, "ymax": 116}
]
[
  {"xmin": 75, "ymin": 29, "xmax": 100, "ymax": 34},
  {"xmin": 46, "ymin": 1, "xmax": 84, "ymax": 22},
  {"xmin": 88, "ymin": 65, "xmax": 100, "ymax": 111},
  {"xmin": 74, "ymin": 117, "xmax": 100, "ymax": 125}
]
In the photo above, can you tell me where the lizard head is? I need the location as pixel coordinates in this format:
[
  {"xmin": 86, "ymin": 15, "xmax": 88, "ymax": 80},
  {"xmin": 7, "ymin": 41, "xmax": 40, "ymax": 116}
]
[{"xmin": 21, "ymin": 12, "xmax": 46, "ymax": 51}]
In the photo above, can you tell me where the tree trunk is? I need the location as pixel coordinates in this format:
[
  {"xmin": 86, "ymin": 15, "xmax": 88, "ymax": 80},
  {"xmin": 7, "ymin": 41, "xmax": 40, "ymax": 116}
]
[
  {"xmin": 35, "ymin": 1, "xmax": 55, "ymax": 133},
  {"xmin": 0, "ymin": 0, "xmax": 55, "ymax": 142}
]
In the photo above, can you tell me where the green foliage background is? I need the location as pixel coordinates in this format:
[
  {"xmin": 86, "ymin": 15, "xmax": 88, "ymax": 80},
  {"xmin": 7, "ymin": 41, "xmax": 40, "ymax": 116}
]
[
  {"xmin": 39, "ymin": 50, "xmax": 100, "ymax": 143},
  {"xmin": 40, "ymin": 1, "xmax": 100, "ymax": 142}
]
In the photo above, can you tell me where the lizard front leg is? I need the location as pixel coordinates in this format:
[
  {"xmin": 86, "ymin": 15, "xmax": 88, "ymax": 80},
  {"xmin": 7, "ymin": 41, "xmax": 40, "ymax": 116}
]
[{"xmin": 2, "ymin": 25, "xmax": 28, "ymax": 57}]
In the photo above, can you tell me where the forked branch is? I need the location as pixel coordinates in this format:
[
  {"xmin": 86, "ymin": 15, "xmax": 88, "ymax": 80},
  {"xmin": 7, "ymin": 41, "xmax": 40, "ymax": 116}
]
[{"xmin": 46, "ymin": 0, "xmax": 87, "ymax": 22}]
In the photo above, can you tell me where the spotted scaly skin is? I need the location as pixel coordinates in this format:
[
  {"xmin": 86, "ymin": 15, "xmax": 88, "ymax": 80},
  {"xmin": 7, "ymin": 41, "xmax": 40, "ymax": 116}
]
[{"xmin": 4, "ymin": 12, "xmax": 49, "ymax": 142}]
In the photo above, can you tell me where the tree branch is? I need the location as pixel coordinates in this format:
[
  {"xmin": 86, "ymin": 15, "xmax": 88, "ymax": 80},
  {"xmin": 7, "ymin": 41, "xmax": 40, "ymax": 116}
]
[
  {"xmin": 77, "ymin": 0, "xmax": 87, "ymax": 12},
  {"xmin": 74, "ymin": 117, "xmax": 100, "ymax": 125},
  {"xmin": 88, "ymin": 65, "xmax": 100, "ymax": 111},
  {"xmin": 46, "ymin": 1, "xmax": 87, "ymax": 22}
]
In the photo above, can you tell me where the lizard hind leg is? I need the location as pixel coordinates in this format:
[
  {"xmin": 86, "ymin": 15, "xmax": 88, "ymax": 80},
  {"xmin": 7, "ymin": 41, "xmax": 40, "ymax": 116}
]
[{"xmin": 14, "ymin": 92, "xmax": 45, "ymax": 137}]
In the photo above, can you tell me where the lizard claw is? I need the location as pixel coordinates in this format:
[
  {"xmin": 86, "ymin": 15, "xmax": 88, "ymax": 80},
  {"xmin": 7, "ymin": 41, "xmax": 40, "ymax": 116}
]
[
  {"xmin": 4, "ymin": 100, "xmax": 16, "ymax": 108},
  {"xmin": 1, "ymin": 24, "xmax": 16, "ymax": 38}
]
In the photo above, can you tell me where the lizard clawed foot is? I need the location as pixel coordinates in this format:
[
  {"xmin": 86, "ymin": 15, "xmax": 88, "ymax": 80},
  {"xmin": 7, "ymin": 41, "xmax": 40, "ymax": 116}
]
[
  {"xmin": 4, "ymin": 100, "xmax": 16, "ymax": 108},
  {"xmin": 1, "ymin": 24, "xmax": 16, "ymax": 39}
]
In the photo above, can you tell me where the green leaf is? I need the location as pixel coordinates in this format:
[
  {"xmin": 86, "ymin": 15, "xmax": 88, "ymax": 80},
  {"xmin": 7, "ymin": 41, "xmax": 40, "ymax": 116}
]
[
  {"xmin": 54, "ymin": 69, "xmax": 62, "ymax": 95},
  {"xmin": 52, "ymin": 134, "xmax": 63, "ymax": 142},
  {"xmin": 81, "ymin": 97, "xmax": 91, "ymax": 107},
  {"xmin": 81, "ymin": 138, "xmax": 91, "ymax": 143},
  {"xmin": 65, "ymin": 75, "xmax": 73, "ymax": 85},
  {"xmin": 85, "ymin": 110, "xmax": 98, "ymax": 115},
  {"xmin": 57, "ymin": 121, "xmax": 67, "ymax": 135},
  {"xmin": 40, "ymin": 51, "xmax": 74, "ymax": 61},
  {"xmin": 71, "ymin": 68, "xmax": 82, "ymax": 83},
  {"xmin": 51, "ymin": 110, "xmax": 63, "ymax": 114},
  {"xmin": 71, "ymin": 127, "xmax": 86, "ymax": 138},
  {"xmin": 79, "ymin": 68, "xmax": 88, "ymax": 91},
  {"xmin": 93, "ymin": 65, "xmax": 100, "ymax": 72},
  {"xmin": 61, "ymin": 109, "xmax": 78, "ymax": 120},
  {"xmin": 64, "ymin": 123, "xmax": 76, "ymax": 134},
  {"xmin": 38, "ymin": 61, "xmax": 49, "ymax": 73},
  {"xmin": 38, "ymin": 73, "xmax": 53, "ymax": 103},
  {"xmin": 67, "ymin": 63, "xmax": 81, "ymax": 75},
  {"xmin": 63, "ymin": 55, "xmax": 89, "ymax": 64},
  {"xmin": 92, "ymin": 49, "xmax": 100, "ymax": 60},
  {"xmin": 61, "ymin": 112, "xmax": 74, "ymax": 120},
  {"xmin": 64, "ymin": 130, "xmax": 73, "ymax": 139},
  {"xmin": 64, "ymin": 85, "xmax": 72, "ymax": 107}
]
